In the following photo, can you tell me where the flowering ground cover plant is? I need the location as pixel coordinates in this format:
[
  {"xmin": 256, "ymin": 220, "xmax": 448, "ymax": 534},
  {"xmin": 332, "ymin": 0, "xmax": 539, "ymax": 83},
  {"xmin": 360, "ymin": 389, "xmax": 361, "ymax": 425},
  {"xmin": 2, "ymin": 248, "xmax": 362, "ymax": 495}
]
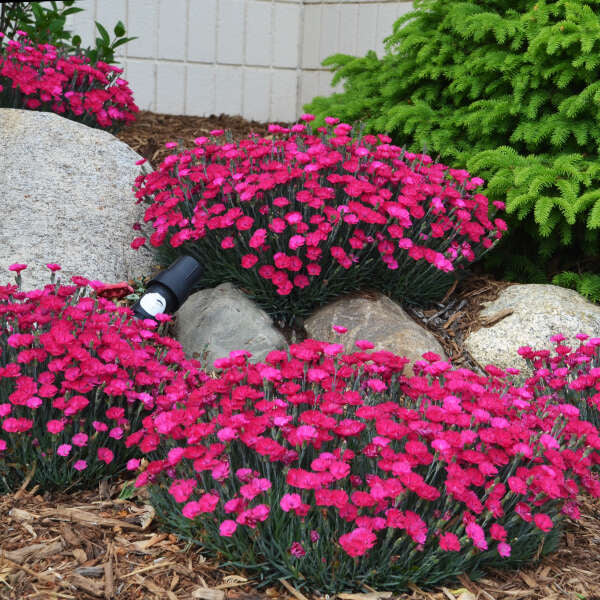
[
  {"xmin": 0, "ymin": 32, "xmax": 138, "ymax": 132},
  {"xmin": 0, "ymin": 265, "xmax": 206, "ymax": 493},
  {"xmin": 131, "ymin": 333, "xmax": 600, "ymax": 593},
  {"xmin": 520, "ymin": 333, "xmax": 600, "ymax": 429},
  {"xmin": 132, "ymin": 115, "xmax": 507, "ymax": 322}
]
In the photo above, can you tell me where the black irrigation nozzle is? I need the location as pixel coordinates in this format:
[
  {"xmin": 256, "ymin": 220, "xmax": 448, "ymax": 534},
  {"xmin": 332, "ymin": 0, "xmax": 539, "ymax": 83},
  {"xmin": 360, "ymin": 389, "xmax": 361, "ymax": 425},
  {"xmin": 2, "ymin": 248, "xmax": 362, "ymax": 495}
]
[{"xmin": 132, "ymin": 256, "xmax": 203, "ymax": 320}]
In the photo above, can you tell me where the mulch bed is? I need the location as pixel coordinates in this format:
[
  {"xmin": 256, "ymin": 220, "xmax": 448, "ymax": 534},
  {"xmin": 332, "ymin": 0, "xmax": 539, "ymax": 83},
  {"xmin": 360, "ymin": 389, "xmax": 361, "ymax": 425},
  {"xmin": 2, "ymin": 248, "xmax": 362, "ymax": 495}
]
[
  {"xmin": 116, "ymin": 111, "xmax": 287, "ymax": 166},
  {"xmin": 1, "ymin": 114, "xmax": 596, "ymax": 600}
]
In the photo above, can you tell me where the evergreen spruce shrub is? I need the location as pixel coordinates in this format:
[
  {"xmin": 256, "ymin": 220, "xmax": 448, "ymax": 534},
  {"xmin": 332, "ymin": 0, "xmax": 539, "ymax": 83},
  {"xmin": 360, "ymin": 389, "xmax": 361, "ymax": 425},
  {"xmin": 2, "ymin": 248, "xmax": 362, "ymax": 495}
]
[{"xmin": 305, "ymin": 0, "xmax": 600, "ymax": 298}]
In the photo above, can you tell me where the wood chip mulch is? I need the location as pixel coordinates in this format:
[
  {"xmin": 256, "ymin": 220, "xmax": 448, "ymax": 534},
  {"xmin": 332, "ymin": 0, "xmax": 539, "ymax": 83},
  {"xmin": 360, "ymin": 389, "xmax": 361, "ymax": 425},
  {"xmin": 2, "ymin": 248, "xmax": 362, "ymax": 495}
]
[
  {"xmin": 116, "ymin": 111, "xmax": 288, "ymax": 167},
  {"xmin": 1, "ymin": 483, "xmax": 599, "ymax": 600},
  {"xmin": 405, "ymin": 275, "xmax": 515, "ymax": 372}
]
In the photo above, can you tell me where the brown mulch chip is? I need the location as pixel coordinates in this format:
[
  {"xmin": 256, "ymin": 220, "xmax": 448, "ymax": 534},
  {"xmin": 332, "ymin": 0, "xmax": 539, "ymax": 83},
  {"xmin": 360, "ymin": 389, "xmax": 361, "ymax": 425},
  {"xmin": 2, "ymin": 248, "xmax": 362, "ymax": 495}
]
[
  {"xmin": 116, "ymin": 111, "xmax": 289, "ymax": 167},
  {"xmin": 0, "ymin": 483, "xmax": 250, "ymax": 600},
  {"xmin": 1, "ymin": 483, "xmax": 599, "ymax": 600},
  {"xmin": 405, "ymin": 275, "xmax": 515, "ymax": 371}
]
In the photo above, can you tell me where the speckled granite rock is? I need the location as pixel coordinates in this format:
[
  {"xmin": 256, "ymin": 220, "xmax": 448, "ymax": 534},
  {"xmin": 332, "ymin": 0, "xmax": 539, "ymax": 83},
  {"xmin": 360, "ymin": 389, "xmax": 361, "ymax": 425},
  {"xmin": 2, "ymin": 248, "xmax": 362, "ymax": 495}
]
[
  {"xmin": 0, "ymin": 109, "xmax": 151, "ymax": 288},
  {"xmin": 465, "ymin": 284, "xmax": 600, "ymax": 373},
  {"xmin": 305, "ymin": 293, "xmax": 446, "ymax": 365},
  {"xmin": 175, "ymin": 283, "xmax": 287, "ymax": 368}
]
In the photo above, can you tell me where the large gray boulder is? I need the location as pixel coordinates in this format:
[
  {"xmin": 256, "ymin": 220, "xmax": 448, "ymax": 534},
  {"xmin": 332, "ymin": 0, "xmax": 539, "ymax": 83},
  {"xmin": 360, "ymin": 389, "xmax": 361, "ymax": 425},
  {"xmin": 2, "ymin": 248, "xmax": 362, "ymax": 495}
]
[
  {"xmin": 465, "ymin": 284, "xmax": 600, "ymax": 373},
  {"xmin": 305, "ymin": 293, "xmax": 446, "ymax": 365},
  {"xmin": 0, "ymin": 109, "xmax": 151, "ymax": 288},
  {"xmin": 175, "ymin": 283, "xmax": 288, "ymax": 368}
]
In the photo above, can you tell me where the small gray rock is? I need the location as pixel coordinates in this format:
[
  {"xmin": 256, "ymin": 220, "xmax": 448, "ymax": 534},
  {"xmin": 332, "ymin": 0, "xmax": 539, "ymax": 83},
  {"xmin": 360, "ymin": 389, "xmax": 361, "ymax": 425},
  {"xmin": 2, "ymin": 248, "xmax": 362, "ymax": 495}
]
[
  {"xmin": 0, "ymin": 109, "xmax": 152, "ymax": 288},
  {"xmin": 465, "ymin": 284, "xmax": 600, "ymax": 374},
  {"xmin": 175, "ymin": 283, "xmax": 287, "ymax": 367},
  {"xmin": 304, "ymin": 293, "xmax": 446, "ymax": 365}
]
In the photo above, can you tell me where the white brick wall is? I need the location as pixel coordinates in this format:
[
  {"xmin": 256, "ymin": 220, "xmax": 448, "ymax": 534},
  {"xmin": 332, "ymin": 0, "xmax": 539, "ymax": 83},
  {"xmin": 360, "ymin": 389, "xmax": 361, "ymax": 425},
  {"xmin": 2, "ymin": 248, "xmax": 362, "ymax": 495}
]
[{"xmin": 67, "ymin": 0, "xmax": 412, "ymax": 122}]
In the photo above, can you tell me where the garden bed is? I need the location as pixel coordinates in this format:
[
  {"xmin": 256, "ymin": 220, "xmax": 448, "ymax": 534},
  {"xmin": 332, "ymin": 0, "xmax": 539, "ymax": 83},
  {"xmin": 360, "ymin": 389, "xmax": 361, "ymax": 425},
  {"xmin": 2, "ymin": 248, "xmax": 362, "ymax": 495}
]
[{"xmin": 1, "ymin": 112, "xmax": 598, "ymax": 600}]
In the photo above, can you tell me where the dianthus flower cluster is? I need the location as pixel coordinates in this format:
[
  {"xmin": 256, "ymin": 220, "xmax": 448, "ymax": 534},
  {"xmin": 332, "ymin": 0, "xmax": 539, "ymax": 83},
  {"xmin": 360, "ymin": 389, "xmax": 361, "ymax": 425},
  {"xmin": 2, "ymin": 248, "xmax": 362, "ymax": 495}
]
[
  {"xmin": 0, "ymin": 32, "xmax": 138, "ymax": 131},
  {"xmin": 519, "ymin": 333, "xmax": 600, "ymax": 428},
  {"xmin": 132, "ymin": 115, "xmax": 506, "ymax": 319},
  {"xmin": 0, "ymin": 265, "xmax": 207, "ymax": 492},
  {"xmin": 131, "ymin": 333, "xmax": 600, "ymax": 592}
]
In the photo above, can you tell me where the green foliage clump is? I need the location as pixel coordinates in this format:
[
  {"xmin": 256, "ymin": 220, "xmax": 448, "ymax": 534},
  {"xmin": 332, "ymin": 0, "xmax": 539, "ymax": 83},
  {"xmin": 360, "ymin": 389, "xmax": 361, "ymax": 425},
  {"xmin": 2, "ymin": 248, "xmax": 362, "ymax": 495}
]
[
  {"xmin": 0, "ymin": 1, "xmax": 135, "ymax": 65},
  {"xmin": 551, "ymin": 271, "xmax": 600, "ymax": 301},
  {"xmin": 305, "ymin": 0, "xmax": 600, "ymax": 296}
]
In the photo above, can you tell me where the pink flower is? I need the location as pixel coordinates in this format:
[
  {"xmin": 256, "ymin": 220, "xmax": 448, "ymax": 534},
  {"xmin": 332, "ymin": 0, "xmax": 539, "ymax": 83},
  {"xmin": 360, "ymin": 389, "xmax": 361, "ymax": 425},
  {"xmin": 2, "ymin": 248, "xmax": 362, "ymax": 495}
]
[
  {"xmin": 169, "ymin": 479, "xmax": 197, "ymax": 503},
  {"xmin": 490, "ymin": 523, "xmax": 507, "ymax": 541},
  {"xmin": 45, "ymin": 263, "xmax": 61, "ymax": 271},
  {"xmin": 249, "ymin": 229, "xmax": 267, "ymax": 248},
  {"xmin": 339, "ymin": 528, "xmax": 376, "ymax": 557},
  {"xmin": 306, "ymin": 263, "xmax": 321, "ymax": 276},
  {"xmin": 182, "ymin": 502, "xmax": 202, "ymax": 519},
  {"xmin": 290, "ymin": 542, "xmax": 306, "ymax": 558},
  {"xmin": 273, "ymin": 197, "xmax": 290, "ymax": 208},
  {"xmin": 131, "ymin": 237, "xmax": 146, "ymax": 250},
  {"xmin": 289, "ymin": 235, "xmax": 305, "ymax": 250},
  {"xmin": 534, "ymin": 513, "xmax": 553, "ymax": 532},
  {"xmin": 498, "ymin": 542, "xmax": 511, "ymax": 557},
  {"xmin": 71, "ymin": 433, "xmax": 88, "ymax": 447},
  {"xmin": 324, "ymin": 343, "xmax": 344, "ymax": 356},
  {"xmin": 126, "ymin": 458, "xmax": 141, "ymax": 471},
  {"xmin": 466, "ymin": 522, "xmax": 488, "ymax": 550},
  {"xmin": 293, "ymin": 275, "xmax": 310, "ymax": 288},
  {"xmin": 367, "ymin": 379, "xmax": 387, "ymax": 392},
  {"xmin": 219, "ymin": 520, "xmax": 237, "ymax": 537},
  {"xmin": 439, "ymin": 532, "xmax": 460, "ymax": 551},
  {"xmin": 240, "ymin": 478, "xmax": 272, "ymax": 500},
  {"xmin": 539, "ymin": 433, "xmax": 560, "ymax": 450},
  {"xmin": 47, "ymin": 420, "xmax": 65, "ymax": 434},
  {"xmin": 332, "ymin": 325, "xmax": 348, "ymax": 334},
  {"xmin": 236, "ymin": 216, "xmax": 254, "ymax": 231},
  {"xmin": 73, "ymin": 460, "xmax": 87, "ymax": 471},
  {"xmin": 241, "ymin": 254, "xmax": 258, "ymax": 269},
  {"xmin": 97, "ymin": 447, "xmax": 114, "ymax": 464},
  {"xmin": 355, "ymin": 339, "xmax": 375, "ymax": 350},
  {"xmin": 57, "ymin": 444, "xmax": 72, "ymax": 457},
  {"xmin": 280, "ymin": 493, "xmax": 302, "ymax": 512},
  {"xmin": 8, "ymin": 263, "xmax": 27, "ymax": 273},
  {"xmin": 199, "ymin": 493, "xmax": 220, "ymax": 513},
  {"xmin": 109, "ymin": 427, "xmax": 124, "ymax": 440}
]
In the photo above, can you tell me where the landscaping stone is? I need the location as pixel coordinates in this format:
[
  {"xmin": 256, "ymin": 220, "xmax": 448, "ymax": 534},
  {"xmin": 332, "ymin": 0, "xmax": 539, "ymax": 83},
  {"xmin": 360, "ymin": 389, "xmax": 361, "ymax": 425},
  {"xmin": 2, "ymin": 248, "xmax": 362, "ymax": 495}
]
[
  {"xmin": 464, "ymin": 284, "xmax": 600, "ymax": 373},
  {"xmin": 305, "ymin": 293, "xmax": 446, "ymax": 365},
  {"xmin": 0, "ymin": 109, "xmax": 151, "ymax": 288},
  {"xmin": 175, "ymin": 283, "xmax": 287, "ymax": 367}
]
